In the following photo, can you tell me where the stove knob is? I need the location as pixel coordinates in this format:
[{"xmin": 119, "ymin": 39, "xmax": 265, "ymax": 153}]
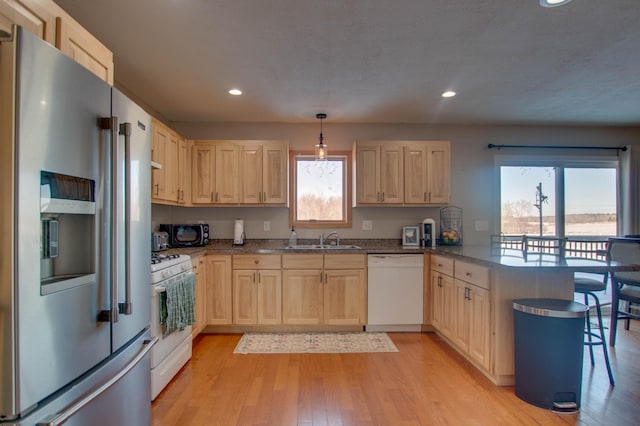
[{"xmin": 162, "ymin": 270, "xmax": 170, "ymax": 278}]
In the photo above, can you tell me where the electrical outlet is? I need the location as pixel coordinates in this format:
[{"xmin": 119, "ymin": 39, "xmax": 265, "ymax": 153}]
[
  {"xmin": 263, "ymin": 221, "xmax": 271, "ymax": 232},
  {"xmin": 362, "ymin": 220, "xmax": 373, "ymax": 231}
]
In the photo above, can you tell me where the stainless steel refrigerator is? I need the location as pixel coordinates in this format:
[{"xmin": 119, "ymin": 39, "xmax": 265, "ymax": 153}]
[{"xmin": 0, "ymin": 26, "xmax": 156, "ymax": 425}]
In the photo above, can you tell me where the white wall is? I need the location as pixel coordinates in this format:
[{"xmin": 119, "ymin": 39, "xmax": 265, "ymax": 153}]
[{"xmin": 152, "ymin": 122, "xmax": 640, "ymax": 245}]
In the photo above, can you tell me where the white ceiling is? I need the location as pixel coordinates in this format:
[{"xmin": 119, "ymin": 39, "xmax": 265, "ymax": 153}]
[{"xmin": 54, "ymin": 0, "xmax": 640, "ymax": 126}]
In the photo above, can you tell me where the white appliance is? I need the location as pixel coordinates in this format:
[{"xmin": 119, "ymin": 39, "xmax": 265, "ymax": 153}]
[
  {"xmin": 150, "ymin": 253, "xmax": 194, "ymax": 400},
  {"xmin": 0, "ymin": 27, "xmax": 155, "ymax": 424},
  {"xmin": 366, "ymin": 254, "xmax": 424, "ymax": 332}
]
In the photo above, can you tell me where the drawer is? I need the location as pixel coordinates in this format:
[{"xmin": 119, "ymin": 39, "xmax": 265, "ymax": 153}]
[
  {"xmin": 282, "ymin": 254, "xmax": 324, "ymax": 269},
  {"xmin": 232, "ymin": 254, "xmax": 281, "ymax": 269},
  {"xmin": 454, "ymin": 261, "xmax": 490, "ymax": 290},
  {"xmin": 324, "ymin": 253, "xmax": 366, "ymax": 269},
  {"xmin": 431, "ymin": 255, "xmax": 454, "ymax": 276}
]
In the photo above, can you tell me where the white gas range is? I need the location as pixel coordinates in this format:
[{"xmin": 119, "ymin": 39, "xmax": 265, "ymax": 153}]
[{"xmin": 150, "ymin": 253, "xmax": 194, "ymax": 400}]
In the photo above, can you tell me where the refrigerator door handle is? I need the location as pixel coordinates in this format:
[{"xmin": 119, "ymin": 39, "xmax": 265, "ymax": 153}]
[
  {"xmin": 118, "ymin": 122, "xmax": 132, "ymax": 315},
  {"xmin": 35, "ymin": 337, "xmax": 158, "ymax": 426},
  {"xmin": 99, "ymin": 116, "xmax": 120, "ymax": 323}
]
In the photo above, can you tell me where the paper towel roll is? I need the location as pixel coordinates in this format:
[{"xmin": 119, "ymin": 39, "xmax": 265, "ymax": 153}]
[{"xmin": 233, "ymin": 219, "xmax": 245, "ymax": 244}]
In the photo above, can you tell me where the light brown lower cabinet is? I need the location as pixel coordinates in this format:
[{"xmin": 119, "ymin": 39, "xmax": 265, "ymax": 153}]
[
  {"xmin": 431, "ymin": 255, "xmax": 491, "ymax": 372},
  {"xmin": 191, "ymin": 255, "xmax": 207, "ymax": 338},
  {"xmin": 282, "ymin": 254, "xmax": 366, "ymax": 326},
  {"xmin": 232, "ymin": 255, "xmax": 282, "ymax": 325},
  {"xmin": 205, "ymin": 255, "xmax": 233, "ymax": 325}
]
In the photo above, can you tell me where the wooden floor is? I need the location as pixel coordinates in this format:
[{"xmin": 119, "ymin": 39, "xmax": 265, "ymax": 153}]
[{"xmin": 152, "ymin": 322, "xmax": 639, "ymax": 425}]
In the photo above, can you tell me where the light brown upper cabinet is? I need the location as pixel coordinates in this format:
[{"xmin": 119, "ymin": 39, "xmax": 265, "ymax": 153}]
[
  {"xmin": 355, "ymin": 141, "xmax": 403, "ymax": 204},
  {"xmin": 192, "ymin": 140, "xmax": 288, "ymax": 206},
  {"xmin": 425, "ymin": 142, "xmax": 451, "ymax": 204},
  {"xmin": 404, "ymin": 141, "xmax": 451, "ymax": 205},
  {"xmin": 55, "ymin": 13, "xmax": 113, "ymax": 84},
  {"xmin": 151, "ymin": 118, "xmax": 189, "ymax": 205},
  {"xmin": 354, "ymin": 140, "xmax": 450, "ymax": 206},
  {"xmin": 1, "ymin": 0, "xmax": 114, "ymax": 84},
  {"xmin": 1, "ymin": 0, "xmax": 57, "ymax": 44}
]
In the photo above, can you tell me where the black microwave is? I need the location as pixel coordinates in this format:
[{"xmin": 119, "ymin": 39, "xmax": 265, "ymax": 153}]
[{"xmin": 159, "ymin": 224, "xmax": 210, "ymax": 248}]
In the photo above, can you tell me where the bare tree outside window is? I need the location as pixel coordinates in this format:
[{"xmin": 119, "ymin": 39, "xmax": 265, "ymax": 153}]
[{"xmin": 291, "ymin": 152, "xmax": 352, "ymax": 228}]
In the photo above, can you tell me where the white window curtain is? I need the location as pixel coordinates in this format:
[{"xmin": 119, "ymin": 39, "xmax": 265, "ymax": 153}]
[{"xmin": 619, "ymin": 144, "xmax": 640, "ymax": 236}]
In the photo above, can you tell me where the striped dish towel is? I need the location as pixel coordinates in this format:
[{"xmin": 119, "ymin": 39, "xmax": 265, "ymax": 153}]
[{"xmin": 160, "ymin": 271, "xmax": 196, "ymax": 334}]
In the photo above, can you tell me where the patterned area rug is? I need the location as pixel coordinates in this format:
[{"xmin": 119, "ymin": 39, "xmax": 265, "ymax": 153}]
[{"xmin": 233, "ymin": 332, "xmax": 398, "ymax": 354}]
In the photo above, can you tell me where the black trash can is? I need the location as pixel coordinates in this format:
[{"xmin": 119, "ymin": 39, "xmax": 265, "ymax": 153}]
[{"xmin": 512, "ymin": 298, "xmax": 588, "ymax": 413}]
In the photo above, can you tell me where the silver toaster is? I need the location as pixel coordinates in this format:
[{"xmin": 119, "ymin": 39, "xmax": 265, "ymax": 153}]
[{"xmin": 151, "ymin": 231, "xmax": 170, "ymax": 252}]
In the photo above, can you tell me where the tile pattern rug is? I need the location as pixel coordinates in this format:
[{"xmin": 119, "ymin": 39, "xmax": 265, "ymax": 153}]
[{"xmin": 233, "ymin": 332, "xmax": 398, "ymax": 354}]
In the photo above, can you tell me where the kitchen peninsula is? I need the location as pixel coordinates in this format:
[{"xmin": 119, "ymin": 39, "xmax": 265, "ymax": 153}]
[{"xmin": 166, "ymin": 240, "xmax": 633, "ymax": 386}]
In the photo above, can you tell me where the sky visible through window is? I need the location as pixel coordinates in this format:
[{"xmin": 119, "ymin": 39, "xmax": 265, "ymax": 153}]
[{"xmin": 501, "ymin": 166, "xmax": 616, "ymax": 236}]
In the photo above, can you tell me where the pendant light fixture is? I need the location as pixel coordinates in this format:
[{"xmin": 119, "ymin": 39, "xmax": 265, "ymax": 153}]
[{"xmin": 314, "ymin": 113, "xmax": 328, "ymax": 161}]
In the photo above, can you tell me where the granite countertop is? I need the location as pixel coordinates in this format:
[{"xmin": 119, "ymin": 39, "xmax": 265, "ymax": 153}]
[{"xmin": 161, "ymin": 239, "xmax": 637, "ymax": 272}]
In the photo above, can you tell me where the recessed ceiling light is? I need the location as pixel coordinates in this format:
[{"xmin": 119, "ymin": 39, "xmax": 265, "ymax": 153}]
[
  {"xmin": 228, "ymin": 88, "xmax": 243, "ymax": 96},
  {"xmin": 539, "ymin": 0, "xmax": 572, "ymax": 7},
  {"xmin": 442, "ymin": 91, "xmax": 456, "ymax": 98}
]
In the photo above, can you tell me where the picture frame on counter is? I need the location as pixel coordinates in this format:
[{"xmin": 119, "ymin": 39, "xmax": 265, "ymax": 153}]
[{"xmin": 402, "ymin": 226, "xmax": 420, "ymax": 247}]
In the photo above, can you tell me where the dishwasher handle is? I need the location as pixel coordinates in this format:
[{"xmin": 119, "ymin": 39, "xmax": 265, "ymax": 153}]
[{"xmin": 367, "ymin": 254, "xmax": 423, "ymax": 268}]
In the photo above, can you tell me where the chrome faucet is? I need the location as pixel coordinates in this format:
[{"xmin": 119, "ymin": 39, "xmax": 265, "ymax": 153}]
[{"xmin": 320, "ymin": 231, "xmax": 340, "ymax": 246}]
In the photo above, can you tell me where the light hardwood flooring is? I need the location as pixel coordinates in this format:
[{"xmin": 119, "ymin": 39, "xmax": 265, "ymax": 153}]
[{"xmin": 152, "ymin": 322, "xmax": 639, "ymax": 425}]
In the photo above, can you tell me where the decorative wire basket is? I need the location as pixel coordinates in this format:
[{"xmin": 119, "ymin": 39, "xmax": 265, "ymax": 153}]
[{"xmin": 439, "ymin": 206, "xmax": 463, "ymax": 246}]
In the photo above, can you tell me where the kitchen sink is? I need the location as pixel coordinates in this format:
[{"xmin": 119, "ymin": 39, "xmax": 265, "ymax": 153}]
[{"xmin": 286, "ymin": 244, "xmax": 362, "ymax": 250}]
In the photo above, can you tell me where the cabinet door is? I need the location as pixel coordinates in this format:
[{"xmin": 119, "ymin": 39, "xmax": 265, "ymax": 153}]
[
  {"xmin": 192, "ymin": 256, "xmax": 206, "ymax": 338},
  {"xmin": 151, "ymin": 119, "xmax": 168, "ymax": 201},
  {"xmin": 192, "ymin": 142, "xmax": 215, "ymax": 204},
  {"xmin": 240, "ymin": 142, "xmax": 263, "ymax": 204},
  {"xmin": 176, "ymin": 138, "xmax": 189, "ymax": 204},
  {"xmin": 404, "ymin": 143, "xmax": 428, "ymax": 204},
  {"xmin": 282, "ymin": 270, "xmax": 323, "ymax": 325},
  {"xmin": 0, "ymin": 0, "xmax": 57, "ymax": 44},
  {"xmin": 165, "ymin": 131, "xmax": 180, "ymax": 203},
  {"xmin": 380, "ymin": 144, "xmax": 403, "ymax": 204},
  {"xmin": 431, "ymin": 271, "xmax": 444, "ymax": 330},
  {"xmin": 324, "ymin": 269, "xmax": 365, "ymax": 325},
  {"xmin": 233, "ymin": 270, "xmax": 257, "ymax": 324},
  {"xmin": 452, "ymin": 280, "xmax": 471, "ymax": 352},
  {"xmin": 355, "ymin": 142, "xmax": 381, "ymax": 204},
  {"xmin": 440, "ymin": 273, "xmax": 455, "ymax": 339},
  {"xmin": 426, "ymin": 141, "xmax": 451, "ymax": 204},
  {"xmin": 215, "ymin": 143, "xmax": 239, "ymax": 204},
  {"xmin": 262, "ymin": 141, "xmax": 288, "ymax": 204},
  {"xmin": 257, "ymin": 270, "xmax": 282, "ymax": 324},
  {"xmin": 206, "ymin": 255, "xmax": 232, "ymax": 325},
  {"xmin": 468, "ymin": 285, "xmax": 491, "ymax": 370},
  {"xmin": 55, "ymin": 14, "xmax": 113, "ymax": 84}
]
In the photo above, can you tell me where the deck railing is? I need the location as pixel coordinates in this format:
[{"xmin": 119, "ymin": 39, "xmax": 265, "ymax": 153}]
[{"xmin": 491, "ymin": 235, "xmax": 610, "ymax": 259}]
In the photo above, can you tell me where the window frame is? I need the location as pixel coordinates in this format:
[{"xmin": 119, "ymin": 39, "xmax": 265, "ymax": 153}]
[
  {"xmin": 289, "ymin": 150, "xmax": 352, "ymax": 229},
  {"xmin": 496, "ymin": 154, "xmax": 619, "ymax": 237}
]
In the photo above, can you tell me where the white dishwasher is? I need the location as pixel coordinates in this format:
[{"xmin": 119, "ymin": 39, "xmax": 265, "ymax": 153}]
[{"xmin": 366, "ymin": 254, "xmax": 424, "ymax": 332}]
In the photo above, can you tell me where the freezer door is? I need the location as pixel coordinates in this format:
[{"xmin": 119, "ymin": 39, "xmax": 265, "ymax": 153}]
[
  {"xmin": 19, "ymin": 330, "xmax": 155, "ymax": 426},
  {"xmin": 4, "ymin": 28, "xmax": 112, "ymax": 419},
  {"xmin": 110, "ymin": 88, "xmax": 152, "ymax": 351}
]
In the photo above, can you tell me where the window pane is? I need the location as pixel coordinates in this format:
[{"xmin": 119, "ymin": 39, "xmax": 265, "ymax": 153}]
[
  {"xmin": 564, "ymin": 168, "xmax": 616, "ymax": 236},
  {"xmin": 296, "ymin": 158, "xmax": 344, "ymax": 221},
  {"xmin": 501, "ymin": 166, "xmax": 556, "ymax": 235}
]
